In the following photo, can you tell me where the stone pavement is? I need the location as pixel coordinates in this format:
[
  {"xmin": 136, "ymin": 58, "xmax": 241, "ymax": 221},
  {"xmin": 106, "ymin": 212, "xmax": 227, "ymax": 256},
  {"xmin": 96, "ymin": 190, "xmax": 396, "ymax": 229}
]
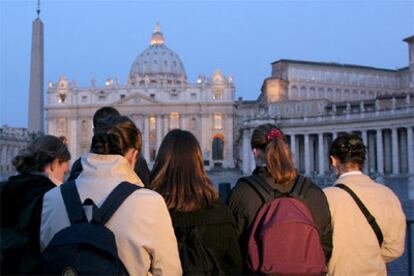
[{"xmin": 208, "ymin": 169, "xmax": 414, "ymax": 275}]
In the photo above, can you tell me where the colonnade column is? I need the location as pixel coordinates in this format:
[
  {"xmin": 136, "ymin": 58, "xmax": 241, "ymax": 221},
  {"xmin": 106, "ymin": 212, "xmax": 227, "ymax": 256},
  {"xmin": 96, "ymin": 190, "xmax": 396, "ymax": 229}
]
[
  {"xmin": 290, "ymin": 134, "xmax": 297, "ymax": 167},
  {"xmin": 304, "ymin": 134, "xmax": 310, "ymax": 175},
  {"xmin": 143, "ymin": 116, "xmax": 149, "ymax": 162},
  {"xmin": 156, "ymin": 116, "xmax": 162, "ymax": 151},
  {"xmin": 162, "ymin": 115, "xmax": 168, "ymax": 137},
  {"xmin": 391, "ymin": 128, "xmax": 399, "ymax": 175},
  {"xmin": 180, "ymin": 114, "xmax": 185, "ymax": 130},
  {"xmin": 361, "ymin": 130, "xmax": 368, "ymax": 174},
  {"xmin": 242, "ymin": 129, "xmax": 250, "ymax": 175},
  {"xmin": 408, "ymin": 127, "xmax": 414, "ymax": 175},
  {"xmin": 376, "ymin": 129, "xmax": 384, "ymax": 175},
  {"xmin": 318, "ymin": 133, "xmax": 324, "ymax": 176}
]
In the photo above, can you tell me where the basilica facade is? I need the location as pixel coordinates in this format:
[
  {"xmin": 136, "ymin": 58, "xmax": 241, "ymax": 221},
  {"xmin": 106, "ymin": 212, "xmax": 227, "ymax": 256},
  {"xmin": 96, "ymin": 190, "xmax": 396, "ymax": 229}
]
[
  {"xmin": 45, "ymin": 25, "xmax": 414, "ymax": 194},
  {"xmin": 46, "ymin": 25, "xmax": 235, "ymax": 170}
]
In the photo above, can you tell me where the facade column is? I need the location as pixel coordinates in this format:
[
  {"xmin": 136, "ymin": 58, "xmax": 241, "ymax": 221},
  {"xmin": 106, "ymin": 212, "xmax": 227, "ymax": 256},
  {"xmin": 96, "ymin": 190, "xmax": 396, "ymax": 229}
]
[
  {"xmin": 156, "ymin": 115, "xmax": 162, "ymax": 151},
  {"xmin": 376, "ymin": 129, "xmax": 384, "ymax": 175},
  {"xmin": 408, "ymin": 127, "xmax": 414, "ymax": 175},
  {"xmin": 391, "ymin": 128, "xmax": 399, "ymax": 175},
  {"xmin": 361, "ymin": 130, "xmax": 368, "ymax": 174},
  {"xmin": 143, "ymin": 116, "xmax": 149, "ymax": 162},
  {"xmin": 242, "ymin": 129, "xmax": 250, "ymax": 175},
  {"xmin": 162, "ymin": 114, "xmax": 168, "ymax": 137},
  {"xmin": 180, "ymin": 114, "xmax": 185, "ymax": 130},
  {"xmin": 318, "ymin": 133, "xmax": 324, "ymax": 176},
  {"xmin": 290, "ymin": 134, "xmax": 297, "ymax": 167},
  {"xmin": 304, "ymin": 134, "xmax": 310, "ymax": 175}
]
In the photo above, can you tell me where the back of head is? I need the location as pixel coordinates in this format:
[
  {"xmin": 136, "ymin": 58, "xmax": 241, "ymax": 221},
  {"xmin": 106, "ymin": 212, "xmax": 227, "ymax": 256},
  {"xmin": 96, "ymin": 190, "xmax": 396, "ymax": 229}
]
[
  {"xmin": 329, "ymin": 133, "xmax": 366, "ymax": 170},
  {"xmin": 12, "ymin": 135, "xmax": 71, "ymax": 174},
  {"xmin": 251, "ymin": 123, "xmax": 296, "ymax": 185},
  {"xmin": 90, "ymin": 115, "xmax": 142, "ymax": 156},
  {"xmin": 151, "ymin": 129, "xmax": 218, "ymax": 212},
  {"xmin": 92, "ymin": 106, "xmax": 120, "ymax": 128}
]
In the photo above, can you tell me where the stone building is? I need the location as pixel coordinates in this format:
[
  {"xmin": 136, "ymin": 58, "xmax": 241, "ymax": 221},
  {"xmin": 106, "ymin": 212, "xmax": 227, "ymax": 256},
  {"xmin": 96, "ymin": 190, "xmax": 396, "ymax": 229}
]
[{"xmin": 0, "ymin": 125, "xmax": 32, "ymax": 180}]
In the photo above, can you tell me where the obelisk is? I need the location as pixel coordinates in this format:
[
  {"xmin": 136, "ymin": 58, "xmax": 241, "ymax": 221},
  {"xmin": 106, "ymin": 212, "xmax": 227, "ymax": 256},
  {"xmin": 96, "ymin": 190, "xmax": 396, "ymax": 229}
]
[{"xmin": 28, "ymin": 1, "xmax": 44, "ymax": 134}]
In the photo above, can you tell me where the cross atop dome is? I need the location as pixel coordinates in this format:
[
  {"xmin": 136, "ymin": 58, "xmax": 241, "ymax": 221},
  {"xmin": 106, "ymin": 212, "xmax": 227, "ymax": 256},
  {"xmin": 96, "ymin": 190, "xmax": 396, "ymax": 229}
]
[{"xmin": 150, "ymin": 23, "xmax": 165, "ymax": 45}]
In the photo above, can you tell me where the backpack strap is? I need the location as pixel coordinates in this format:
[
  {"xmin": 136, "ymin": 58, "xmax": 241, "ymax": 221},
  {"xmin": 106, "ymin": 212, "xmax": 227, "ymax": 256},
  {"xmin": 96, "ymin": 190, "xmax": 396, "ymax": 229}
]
[
  {"xmin": 241, "ymin": 175, "xmax": 275, "ymax": 204},
  {"xmin": 60, "ymin": 180, "xmax": 87, "ymax": 225},
  {"xmin": 289, "ymin": 175, "xmax": 310, "ymax": 200},
  {"xmin": 99, "ymin": 182, "xmax": 141, "ymax": 224},
  {"xmin": 336, "ymin": 183, "xmax": 383, "ymax": 246}
]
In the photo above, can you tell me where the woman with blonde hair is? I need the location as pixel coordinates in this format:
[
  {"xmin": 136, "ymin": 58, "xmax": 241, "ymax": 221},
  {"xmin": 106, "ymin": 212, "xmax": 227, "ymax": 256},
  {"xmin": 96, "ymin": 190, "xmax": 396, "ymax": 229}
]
[
  {"xmin": 228, "ymin": 123, "xmax": 332, "ymax": 274},
  {"xmin": 151, "ymin": 129, "xmax": 242, "ymax": 275}
]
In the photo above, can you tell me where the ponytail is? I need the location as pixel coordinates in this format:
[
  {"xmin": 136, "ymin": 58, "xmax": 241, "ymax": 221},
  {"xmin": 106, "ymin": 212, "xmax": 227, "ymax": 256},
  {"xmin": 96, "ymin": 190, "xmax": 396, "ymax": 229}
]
[
  {"xmin": 265, "ymin": 138, "xmax": 297, "ymax": 185},
  {"xmin": 251, "ymin": 124, "xmax": 297, "ymax": 185}
]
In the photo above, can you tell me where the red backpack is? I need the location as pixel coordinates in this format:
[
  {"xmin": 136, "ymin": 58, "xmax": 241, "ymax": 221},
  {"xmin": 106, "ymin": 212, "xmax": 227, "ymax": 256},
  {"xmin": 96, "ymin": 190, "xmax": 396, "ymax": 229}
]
[{"xmin": 244, "ymin": 175, "xmax": 326, "ymax": 275}]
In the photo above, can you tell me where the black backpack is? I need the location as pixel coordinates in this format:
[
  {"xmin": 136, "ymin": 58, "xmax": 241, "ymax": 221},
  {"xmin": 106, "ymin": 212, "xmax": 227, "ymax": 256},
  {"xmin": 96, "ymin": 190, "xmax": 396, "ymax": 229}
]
[
  {"xmin": 36, "ymin": 180, "xmax": 140, "ymax": 275},
  {"xmin": 177, "ymin": 225, "xmax": 224, "ymax": 276}
]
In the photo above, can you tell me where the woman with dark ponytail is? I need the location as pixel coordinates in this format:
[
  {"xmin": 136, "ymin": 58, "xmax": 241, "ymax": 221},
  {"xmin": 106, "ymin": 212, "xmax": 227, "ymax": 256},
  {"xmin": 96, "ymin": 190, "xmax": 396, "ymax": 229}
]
[
  {"xmin": 40, "ymin": 115, "xmax": 182, "ymax": 275},
  {"xmin": 1, "ymin": 135, "xmax": 70, "ymax": 274},
  {"xmin": 228, "ymin": 123, "xmax": 332, "ymax": 273}
]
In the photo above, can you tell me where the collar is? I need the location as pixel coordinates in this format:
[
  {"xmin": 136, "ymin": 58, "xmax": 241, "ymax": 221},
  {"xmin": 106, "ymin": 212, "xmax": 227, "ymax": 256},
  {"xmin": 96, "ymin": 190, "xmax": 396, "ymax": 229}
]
[
  {"xmin": 80, "ymin": 153, "xmax": 143, "ymax": 187},
  {"xmin": 338, "ymin": 170, "xmax": 363, "ymax": 179}
]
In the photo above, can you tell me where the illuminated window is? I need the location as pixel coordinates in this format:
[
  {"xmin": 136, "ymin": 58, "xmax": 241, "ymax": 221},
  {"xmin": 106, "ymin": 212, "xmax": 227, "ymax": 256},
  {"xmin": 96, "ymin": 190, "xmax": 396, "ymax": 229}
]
[
  {"xmin": 214, "ymin": 114, "xmax": 223, "ymax": 130},
  {"xmin": 213, "ymin": 88, "xmax": 223, "ymax": 100},
  {"xmin": 149, "ymin": 116, "xmax": 156, "ymax": 131},
  {"xmin": 169, "ymin": 112, "xmax": 180, "ymax": 129}
]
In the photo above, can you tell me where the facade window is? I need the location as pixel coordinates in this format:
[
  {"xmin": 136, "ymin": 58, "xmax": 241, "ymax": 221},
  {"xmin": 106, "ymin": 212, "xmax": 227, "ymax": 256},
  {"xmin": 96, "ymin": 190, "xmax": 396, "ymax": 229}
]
[
  {"xmin": 214, "ymin": 114, "xmax": 223, "ymax": 130},
  {"xmin": 169, "ymin": 112, "xmax": 180, "ymax": 129},
  {"xmin": 120, "ymin": 94, "xmax": 125, "ymax": 99},
  {"xmin": 189, "ymin": 117, "xmax": 197, "ymax": 129},
  {"xmin": 150, "ymin": 148, "xmax": 156, "ymax": 162},
  {"xmin": 150, "ymin": 93, "xmax": 155, "ymax": 99},
  {"xmin": 213, "ymin": 88, "xmax": 223, "ymax": 100},
  {"xmin": 191, "ymin": 93, "xmax": 197, "ymax": 100},
  {"xmin": 149, "ymin": 116, "xmax": 156, "ymax": 131},
  {"xmin": 284, "ymin": 104, "xmax": 291, "ymax": 114},
  {"xmin": 304, "ymin": 103, "xmax": 311, "ymax": 113},
  {"xmin": 82, "ymin": 95, "xmax": 87, "ymax": 103},
  {"xmin": 58, "ymin": 93, "xmax": 66, "ymax": 103},
  {"xmin": 56, "ymin": 118, "xmax": 67, "ymax": 135},
  {"xmin": 212, "ymin": 134, "xmax": 224, "ymax": 160},
  {"xmin": 296, "ymin": 103, "xmax": 302, "ymax": 113},
  {"xmin": 98, "ymin": 95, "xmax": 106, "ymax": 101}
]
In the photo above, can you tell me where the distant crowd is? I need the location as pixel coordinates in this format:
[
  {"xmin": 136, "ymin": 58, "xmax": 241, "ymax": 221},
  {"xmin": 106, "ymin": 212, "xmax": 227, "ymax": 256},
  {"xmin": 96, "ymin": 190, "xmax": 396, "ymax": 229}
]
[{"xmin": 1, "ymin": 106, "xmax": 406, "ymax": 275}]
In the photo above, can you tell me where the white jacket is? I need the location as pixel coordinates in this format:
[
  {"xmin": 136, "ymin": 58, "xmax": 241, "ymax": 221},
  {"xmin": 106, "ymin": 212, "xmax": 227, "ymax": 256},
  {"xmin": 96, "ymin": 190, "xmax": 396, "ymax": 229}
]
[
  {"xmin": 324, "ymin": 172, "xmax": 406, "ymax": 276},
  {"xmin": 40, "ymin": 153, "xmax": 182, "ymax": 276}
]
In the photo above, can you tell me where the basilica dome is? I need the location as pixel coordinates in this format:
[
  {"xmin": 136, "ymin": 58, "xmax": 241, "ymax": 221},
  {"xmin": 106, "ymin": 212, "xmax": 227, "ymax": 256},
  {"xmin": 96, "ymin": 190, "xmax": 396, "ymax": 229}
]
[{"xmin": 129, "ymin": 24, "xmax": 187, "ymax": 84}]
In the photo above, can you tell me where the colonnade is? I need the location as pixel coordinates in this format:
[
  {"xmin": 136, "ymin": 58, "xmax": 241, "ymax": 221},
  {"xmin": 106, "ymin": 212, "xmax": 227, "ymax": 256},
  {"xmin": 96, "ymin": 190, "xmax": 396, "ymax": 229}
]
[{"xmin": 242, "ymin": 126, "xmax": 414, "ymax": 177}]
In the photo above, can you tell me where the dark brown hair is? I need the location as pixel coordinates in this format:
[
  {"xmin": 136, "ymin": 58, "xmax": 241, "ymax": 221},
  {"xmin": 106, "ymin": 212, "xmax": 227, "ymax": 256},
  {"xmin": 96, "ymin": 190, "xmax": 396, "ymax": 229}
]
[
  {"xmin": 150, "ymin": 129, "xmax": 219, "ymax": 212},
  {"xmin": 91, "ymin": 115, "xmax": 142, "ymax": 156},
  {"xmin": 251, "ymin": 123, "xmax": 297, "ymax": 185},
  {"xmin": 92, "ymin": 106, "xmax": 120, "ymax": 127},
  {"xmin": 12, "ymin": 135, "xmax": 71, "ymax": 174},
  {"xmin": 329, "ymin": 133, "xmax": 366, "ymax": 170}
]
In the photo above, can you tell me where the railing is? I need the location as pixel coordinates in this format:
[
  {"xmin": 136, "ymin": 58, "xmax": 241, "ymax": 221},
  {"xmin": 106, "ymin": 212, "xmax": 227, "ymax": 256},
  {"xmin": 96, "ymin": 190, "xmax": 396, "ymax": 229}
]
[{"xmin": 408, "ymin": 219, "xmax": 413, "ymax": 276}]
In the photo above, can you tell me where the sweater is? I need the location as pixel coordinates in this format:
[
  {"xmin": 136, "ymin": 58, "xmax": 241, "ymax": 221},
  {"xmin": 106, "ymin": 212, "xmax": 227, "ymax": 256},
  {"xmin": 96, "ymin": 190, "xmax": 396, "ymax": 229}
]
[
  {"xmin": 324, "ymin": 173, "xmax": 406, "ymax": 276},
  {"xmin": 1, "ymin": 174, "xmax": 55, "ymax": 274},
  {"xmin": 40, "ymin": 153, "xmax": 182, "ymax": 276},
  {"xmin": 170, "ymin": 200, "xmax": 242, "ymax": 275},
  {"xmin": 228, "ymin": 167, "xmax": 333, "ymax": 268}
]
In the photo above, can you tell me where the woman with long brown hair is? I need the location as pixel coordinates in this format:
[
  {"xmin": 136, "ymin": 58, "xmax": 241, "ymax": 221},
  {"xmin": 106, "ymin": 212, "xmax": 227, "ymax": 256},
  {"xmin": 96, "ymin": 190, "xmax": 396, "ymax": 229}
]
[
  {"xmin": 227, "ymin": 123, "xmax": 332, "ymax": 274},
  {"xmin": 151, "ymin": 129, "xmax": 242, "ymax": 275}
]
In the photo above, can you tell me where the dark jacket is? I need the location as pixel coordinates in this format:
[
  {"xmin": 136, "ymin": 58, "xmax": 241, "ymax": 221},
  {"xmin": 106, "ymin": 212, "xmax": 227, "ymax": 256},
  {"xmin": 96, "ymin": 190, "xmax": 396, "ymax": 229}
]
[
  {"xmin": 227, "ymin": 167, "xmax": 333, "ymax": 268},
  {"xmin": 68, "ymin": 154, "xmax": 150, "ymax": 187},
  {"xmin": 170, "ymin": 200, "xmax": 243, "ymax": 275},
  {"xmin": 0, "ymin": 174, "xmax": 56, "ymax": 274}
]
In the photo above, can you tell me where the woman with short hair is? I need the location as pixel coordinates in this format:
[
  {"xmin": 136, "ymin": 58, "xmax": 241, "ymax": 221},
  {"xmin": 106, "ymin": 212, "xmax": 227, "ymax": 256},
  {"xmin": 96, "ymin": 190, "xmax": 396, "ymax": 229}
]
[
  {"xmin": 1, "ymin": 135, "xmax": 71, "ymax": 274},
  {"xmin": 324, "ymin": 133, "xmax": 406, "ymax": 275},
  {"xmin": 151, "ymin": 129, "xmax": 242, "ymax": 275}
]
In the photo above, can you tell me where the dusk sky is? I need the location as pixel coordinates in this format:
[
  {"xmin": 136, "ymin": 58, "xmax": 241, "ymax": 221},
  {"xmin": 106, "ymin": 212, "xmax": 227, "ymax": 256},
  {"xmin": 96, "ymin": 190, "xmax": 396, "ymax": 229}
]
[{"xmin": 1, "ymin": 0, "xmax": 413, "ymax": 128}]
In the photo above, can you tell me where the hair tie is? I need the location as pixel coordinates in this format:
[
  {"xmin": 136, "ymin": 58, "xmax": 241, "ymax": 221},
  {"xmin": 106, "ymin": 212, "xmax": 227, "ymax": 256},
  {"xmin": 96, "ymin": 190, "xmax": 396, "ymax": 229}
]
[{"xmin": 267, "ymin": 128, "xmax": 284, "ymax": 142}]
